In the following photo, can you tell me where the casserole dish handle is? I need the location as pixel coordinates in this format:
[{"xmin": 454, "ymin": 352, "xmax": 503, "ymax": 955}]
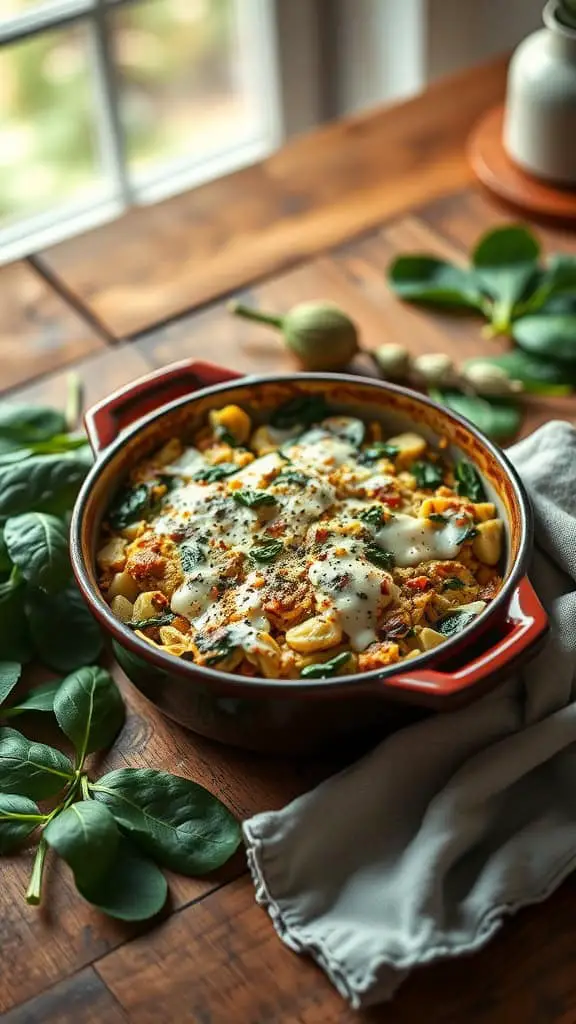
[
  {"xmin": 85, "ymin": 360, "xmax": 243, "ymax": 453},
  {"xmin": 384, "ymin": 576, "xmax": 548, "ymax": 705}
]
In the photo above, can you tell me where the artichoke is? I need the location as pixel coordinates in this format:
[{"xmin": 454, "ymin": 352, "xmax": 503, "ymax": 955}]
[{"xmin": 229, "ymin": 301, "xmax": 359, "ymax": 371}]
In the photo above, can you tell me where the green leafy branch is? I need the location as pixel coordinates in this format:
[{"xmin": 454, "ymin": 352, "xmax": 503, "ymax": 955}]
[
  {"xmin": 0, "ymin": 667, "xmax": 241, "ymax": 920},
  {"xmin": 0, "ymin": 386, "xmax": 103, "ymax": 674},
  {"xmin": 386, "ymin": 223, "xmax": 576, "ymax": 441}
]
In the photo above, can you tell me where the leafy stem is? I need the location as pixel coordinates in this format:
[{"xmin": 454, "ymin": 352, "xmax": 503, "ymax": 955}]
[
  {"xmin": 26, "ymin": 837, "xmax": 48, "ymax": 906},
  {"xmin": 0, "ymin": 811, "xmax": 47, "ymax": 822},
  {"xmin": 227, "ymin": 301, "xmax": 283, "ymax": 330},
  {"xmin": 81, "ymin": 774, "xmax": 90, "ymax": 800}
]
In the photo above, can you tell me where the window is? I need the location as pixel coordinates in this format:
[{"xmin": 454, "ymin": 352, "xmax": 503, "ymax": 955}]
[{"xmin": 0, "ymin": 0, "xmax": 288, "ymax": 260}]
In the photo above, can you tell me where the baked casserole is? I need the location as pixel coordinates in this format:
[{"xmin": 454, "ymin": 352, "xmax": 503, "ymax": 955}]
[{"xmin": 97, "ymin": 396, "xmax": 504, "ymax": 680}]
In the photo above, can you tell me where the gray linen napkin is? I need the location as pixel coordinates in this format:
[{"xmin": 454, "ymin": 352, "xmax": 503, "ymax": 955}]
[{"xmin": 243, "ymin": 420, "xmax": 576, "ymax": 1008}]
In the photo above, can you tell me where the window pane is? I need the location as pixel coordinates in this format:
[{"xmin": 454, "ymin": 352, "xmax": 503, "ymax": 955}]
[
  {"xmin": 0, "ymin": 0, "xmax": 53, "ymax": 20},
  {"xmin": 112, "ymin": 0, "xmax": 263, "ymax": 178},
  {"xmin": 0, "ymin": 24, "xmax": 104, "ymax": 225}
]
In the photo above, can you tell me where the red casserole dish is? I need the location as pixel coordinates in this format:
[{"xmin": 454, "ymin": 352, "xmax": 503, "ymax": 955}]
[{"xmin": 70, "ymin": 360, "xmax": 548, "ymax": 752}]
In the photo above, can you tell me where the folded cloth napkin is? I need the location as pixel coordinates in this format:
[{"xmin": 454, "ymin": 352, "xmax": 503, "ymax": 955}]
[{"xmin": 243, "ymin": 420, "xmax": 576, "ymax": 1008}]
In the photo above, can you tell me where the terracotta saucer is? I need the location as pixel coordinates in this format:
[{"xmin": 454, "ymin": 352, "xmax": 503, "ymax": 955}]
[{"xmin": 468, "ymin": 104, "xmax": 576, "ymax": 225}]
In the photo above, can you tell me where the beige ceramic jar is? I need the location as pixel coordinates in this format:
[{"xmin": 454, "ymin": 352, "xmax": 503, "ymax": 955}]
[{"xmin": 504, "ymin": 1, "xmax": 576, "ymax": 185}]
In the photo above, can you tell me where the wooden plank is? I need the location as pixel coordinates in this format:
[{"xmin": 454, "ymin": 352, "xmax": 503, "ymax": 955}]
[
  {"xmin": 415, "ymin": 188, "xmax": 576, "ymax": 256},
  {"xmin": 38, "ymin": 58, "xmax": 509, "ymax": 337},
  {"xmin": 2, "ymin": 968, "xmax": 126, "ymax": 1024},
  {"xmin": 0, "ymin": 261, "xmax": 107, "ymax": 393},
  {"xmin": 96, "ymin": 872, "xmax": 576, "ymax": 1024},
  {"xmin": 136, "ymin": 217, "xmax": 575, "ymax": 441},
  {"xmin": 134, "ymin": 254, "xmax": 433, "ymax": 377},
  {"xmin": 7, "ymin": 343, "xmax": 154, "ymax": 409}
]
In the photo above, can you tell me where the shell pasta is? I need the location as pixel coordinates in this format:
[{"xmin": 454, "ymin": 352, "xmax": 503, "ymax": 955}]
[{"xmin": 98, "ymin": 396, "xmax": 504, "ymax": 680}]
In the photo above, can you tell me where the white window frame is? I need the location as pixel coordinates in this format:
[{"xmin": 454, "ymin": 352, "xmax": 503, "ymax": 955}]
[{"xmin": 0, "ymin": 0, "xmax": 321, "ymax": 263}]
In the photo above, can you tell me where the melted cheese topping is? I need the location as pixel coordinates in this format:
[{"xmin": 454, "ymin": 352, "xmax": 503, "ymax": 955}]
[
  {"xmin": 141, "ymin": 427, "xmax": 475, "ymax": 653},
  {"xmin": 373, "ymin": 514, "xmax": 469, "ymax": 568},
  {"xmin": 102, "ymin": 409, "xmax": 502, "ymax": 676},
  {"xmin": 309, "ymin": 539, "xmax": 399, "ymax": 651}
]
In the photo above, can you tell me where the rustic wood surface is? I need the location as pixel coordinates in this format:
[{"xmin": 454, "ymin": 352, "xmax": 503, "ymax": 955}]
[
  {"xmin": 2, "ymin": 56, "xmax": 576, "ymax": 1024},
  {"xmin": 0, "ymin": 260, "xmax": 108, "ymax": 393},
  {"xmin": 35, "ymin": 57, "xmax": 509, "ymax": 338}
]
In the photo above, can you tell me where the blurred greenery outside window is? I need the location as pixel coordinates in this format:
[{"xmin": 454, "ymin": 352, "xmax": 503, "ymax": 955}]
[{"xmin": 0, "ymin": 0, "xmax": 279, "ymax": 258}]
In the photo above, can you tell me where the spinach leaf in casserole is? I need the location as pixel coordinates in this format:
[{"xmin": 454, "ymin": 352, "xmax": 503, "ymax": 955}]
[
  {"xmin": 455, "ymin": 461, "xmax": 487, "ymax": 502},
  {"xmin": 232, "ymin": 489, "xmax": 277, "ymax": 509},
  {"xmin": 357, "ymin": 442, "xmax": 399, "ymax": 464},
  {"xmin": 270, "ymin": 395, "xmax": 329, "ymax": 430},
  {"xmin": 411, "ymin": 460, "xmax": 444, "ymax": 490}
]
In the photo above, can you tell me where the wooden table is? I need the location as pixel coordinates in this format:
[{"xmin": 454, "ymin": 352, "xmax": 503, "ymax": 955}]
[{"xmin": 2, "ymin": 56, "xmax": 576, "ymax": 1024}]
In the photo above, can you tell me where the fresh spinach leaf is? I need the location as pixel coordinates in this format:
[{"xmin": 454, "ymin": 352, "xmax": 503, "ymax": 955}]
[
  {"xmin": 192, "ymin": 463, "xmax": 238, "ymax": 483},
  {"xmin": 428, "ymin": 513, "xmax": 448, "ymax": 523},
  {"xmin": 44, "ymin": 800, "xmax": 120, "ymax": 889},
  {"xmin": 205, "ymin": 645, "xmax": 237, "ymax": 667},
  {"xmin": 107, "ymin": 484, "xmax": 150, "ymax": 530},
  {"xmin": 26, "ymin": 585, "xmax": 103, "ymax": 673},
  {"xmin": 27, "ymin": 434, "xmax": 89, "ymax": 456},
  {"xmin": 196, "ymin": 631, "xmax": 238, "ymax": 666},
  {"xmin": 2, "ymin": 681, "xmax": 60, "ymax": 718},
  {"xmin": 4, "ymin": 512, "xmax": 70, "ymax": 593},
  {"xmin": 365, "ymin": 543, "xmax": 395, "ymax": 571},
  {"xmin": 92, "ymin": 767, "xmax": 241, "ymax": 875},
  {"xmin": 411, "ymin": 460, "xmax": 443, "ymax": 489},
  {"xmin": 0, "ymin": 663, "xmax": 21, "ymax": 707},
  {"xmin": 0, "ymin": 575, "xmax": 32, "ymax": 664},
  {"xmin": 249, "ymin": 540, "xmax": 283, "ymax": 563},
  {"xmin": 270, "ymin": 395, "xmax": 329, "ymax": 430},
  {"xmin": 360, "ymin": 506, "xmax": 386, "ymax": 528},
  {"xmin": 0, "ymin": 530, "xmax": 12, "ymax": 573},
  {"xmin": 214, "ymin": 426, "xmax": 240, "ymax": 448},
  {"xmin": 519, "ymin": 253, "xmax": 576, "ymax": 315},
  {"xmin": 232, "ymin": 489, "xmax": 277, "ymax": 509},
  {"xmin": 442, "ymin": 577, "xmax": 466, "ymax": 590},
  {"xmin": 53, "ymin": 666, "xmax": 125, "ymax": 761},
  {"xmin": 455, "ymin": 461, "xmax": 487, "ymax": 502},
  {"xmin": 0, "ymin": 728, "xmax": 73, "ymax": 799},
  {"xmin": 0, "ymin": 451, "xmax": 91, "ymax": 518},
  {"xmin": 275, "ymin": 469, "xmax": 310, "ymax": 486},
  {"xmin": 357, "ymin": 442, "xmax": 399, "ymax": 464},
  {"xmin": 300, "ymin": 651, "xmax": 353, "ymax": 679},
  {"xmin": 437, "ymin": 608, "xmax": 481, "ymax": 637},
  {"xmin": 432, "ymin": 388, "xmax": 521, "ymax": 442},
  {"xmin": 512, "ymin": 315, "xmax": 576, "ymax": 365},
  {"xmin": 128, "ymin": 613, "xmax": 176, "ymax": 631},
  {"xmin": 0, "ymin": 406, "xmax": 67, "ymax": 443},
  {"xmin": 454, "ymin": 524, "xmax": 478, "ymax": 544},
  {"xmin": 0, "ymin": 794, "xmax": 43, "ymax": 853},
  {"xmin": 388, "ymin": 256, "xmax": 485, "ymax": 310},
  {"xmin": 76, "ymin": 835, "xmax": 167, "ymax": 922},
  {"xmin": 179, "ymin": 542, "xmax": 205, "ymax": 573},
  {"xmin": 473, "ymin": 225, "xmax": 541, "ymax": 330}
]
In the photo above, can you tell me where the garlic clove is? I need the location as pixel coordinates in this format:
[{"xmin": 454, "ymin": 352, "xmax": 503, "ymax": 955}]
[
  {"xmin": 412, "ymin": 352, "xmax": 456, "ymax": 387},
  {"xmin": 460, "ymin": 361, "xmax": 524, "ymax": 396},
  {"xmin": 372, "ymin": 343, "xmax": 411, "ymax": 380}
]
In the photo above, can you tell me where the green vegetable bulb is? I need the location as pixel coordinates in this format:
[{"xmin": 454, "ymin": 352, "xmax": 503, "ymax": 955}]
[{"xmin": 229, "ymin": 300, "xmax": 359, "ymax": 371}]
